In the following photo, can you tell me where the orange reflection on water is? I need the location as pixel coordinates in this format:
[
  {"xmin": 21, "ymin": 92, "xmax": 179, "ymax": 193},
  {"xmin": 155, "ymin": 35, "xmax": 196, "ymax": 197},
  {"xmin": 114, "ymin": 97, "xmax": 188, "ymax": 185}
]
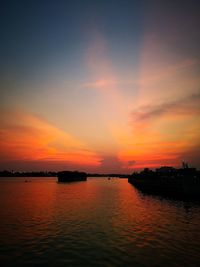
[
  {"xmin": 1, "ymin": 177, "xmax": 200, "ymax": 267},
  {"xmin": 110, "ymin": 179, "xmax": 193, "ymax": 252}
]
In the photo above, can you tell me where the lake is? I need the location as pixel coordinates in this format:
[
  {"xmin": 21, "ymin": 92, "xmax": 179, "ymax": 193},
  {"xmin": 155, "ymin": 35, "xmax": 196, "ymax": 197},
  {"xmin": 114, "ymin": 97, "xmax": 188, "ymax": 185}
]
[{"xmin": 0, "ymin": 177, "xmax": 200, "ymax": 266}]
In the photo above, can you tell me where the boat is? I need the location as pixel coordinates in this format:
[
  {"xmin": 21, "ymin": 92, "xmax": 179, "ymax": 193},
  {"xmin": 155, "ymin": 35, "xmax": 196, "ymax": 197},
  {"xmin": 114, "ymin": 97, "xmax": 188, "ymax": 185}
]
[
  {"xmin": 128, "ymin": 163, "xmax": 200, "ymax": 199},
  {"xmin": 57, "ymin": 171, "xmax": 87, "ymax": 183}
]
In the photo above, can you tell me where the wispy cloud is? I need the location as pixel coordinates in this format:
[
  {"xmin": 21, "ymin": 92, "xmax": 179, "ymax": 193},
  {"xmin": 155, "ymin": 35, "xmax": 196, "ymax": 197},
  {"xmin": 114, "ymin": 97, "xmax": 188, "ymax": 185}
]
[
  {"xmin": 0, "ymin": 109, "xmax": 101, "ymax": 168},
  {"xmin": 83, "ymin": 79, "xmax": 118, "ymax": 90},
  {"xmin": 131, "ymin": 92, "xmax": 200, "ymax": 122}
]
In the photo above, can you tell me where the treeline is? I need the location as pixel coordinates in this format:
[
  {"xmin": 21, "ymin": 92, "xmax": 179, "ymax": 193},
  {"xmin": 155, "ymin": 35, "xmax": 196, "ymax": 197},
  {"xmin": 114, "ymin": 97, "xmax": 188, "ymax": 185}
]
[
  {"xmin": 0, "ymin": 171, "xmax": 57, "ymax": 177},
  {"xmin": 0, "ymin": 170, "xmax": 131, "ymax": 178}
]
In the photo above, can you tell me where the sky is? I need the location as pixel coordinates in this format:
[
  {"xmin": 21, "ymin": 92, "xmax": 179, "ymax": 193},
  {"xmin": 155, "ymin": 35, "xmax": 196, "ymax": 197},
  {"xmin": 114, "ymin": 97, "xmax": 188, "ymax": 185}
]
[{"xmin": 0, "ymin": 0, "xmax": 200, "ymax": 173}]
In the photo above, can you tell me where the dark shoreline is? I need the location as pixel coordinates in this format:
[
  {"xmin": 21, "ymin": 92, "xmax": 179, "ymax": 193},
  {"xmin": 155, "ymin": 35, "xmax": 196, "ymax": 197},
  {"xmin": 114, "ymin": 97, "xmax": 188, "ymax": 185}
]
[{"xmin": 128, "ymin": 166, "xmax": 200, "ymax": 200}]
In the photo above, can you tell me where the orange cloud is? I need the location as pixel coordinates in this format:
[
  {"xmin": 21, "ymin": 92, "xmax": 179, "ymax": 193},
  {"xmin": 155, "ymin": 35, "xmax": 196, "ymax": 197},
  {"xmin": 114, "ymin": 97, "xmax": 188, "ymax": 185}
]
[
  {"xmin": 110, "ymin": 106, "xmax": 200, "ymax": 170},
  {"xmin": 0, "ymin": 109, "xmax": 101, "ymax": 167}
]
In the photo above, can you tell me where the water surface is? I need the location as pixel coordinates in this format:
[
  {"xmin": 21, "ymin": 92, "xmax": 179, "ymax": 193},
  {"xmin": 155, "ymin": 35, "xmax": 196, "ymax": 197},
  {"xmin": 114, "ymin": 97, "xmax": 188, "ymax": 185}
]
[{"xmin": 0, "ymin": 177, "xmax": 200, "ymax": 266}]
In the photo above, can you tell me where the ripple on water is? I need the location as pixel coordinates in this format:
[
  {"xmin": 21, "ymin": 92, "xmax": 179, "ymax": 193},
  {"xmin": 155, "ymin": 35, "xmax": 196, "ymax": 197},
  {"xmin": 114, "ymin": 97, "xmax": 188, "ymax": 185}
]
[{"xmin": 0, "ymin": 178, "xmax": 200, "ymax": 266}]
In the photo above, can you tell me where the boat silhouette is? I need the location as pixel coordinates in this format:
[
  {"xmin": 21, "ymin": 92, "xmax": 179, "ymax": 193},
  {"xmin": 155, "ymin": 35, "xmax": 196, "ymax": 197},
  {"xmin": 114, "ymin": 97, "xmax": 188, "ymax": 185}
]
[{"xmin": 57, "ymin": 171, "xmax": 87, "ymax": 183}]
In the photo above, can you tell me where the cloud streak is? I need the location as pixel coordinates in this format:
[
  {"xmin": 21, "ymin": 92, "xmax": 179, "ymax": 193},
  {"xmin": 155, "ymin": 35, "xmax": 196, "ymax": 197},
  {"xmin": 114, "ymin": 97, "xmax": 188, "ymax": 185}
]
[
  {"xmin": 131, "ymin": 92, "xmax": 200, "ymax": 122},
  {"xmin": 0, "ymin": 109, "xmax": 101, "ymax": 170}
]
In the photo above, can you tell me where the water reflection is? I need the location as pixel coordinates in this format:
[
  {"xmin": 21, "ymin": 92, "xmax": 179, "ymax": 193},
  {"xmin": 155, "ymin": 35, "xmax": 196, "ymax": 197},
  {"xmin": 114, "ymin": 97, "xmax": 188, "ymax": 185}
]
[{"xmin": 0, "ymin": 177, "xmax": 200, "ymax": 266}]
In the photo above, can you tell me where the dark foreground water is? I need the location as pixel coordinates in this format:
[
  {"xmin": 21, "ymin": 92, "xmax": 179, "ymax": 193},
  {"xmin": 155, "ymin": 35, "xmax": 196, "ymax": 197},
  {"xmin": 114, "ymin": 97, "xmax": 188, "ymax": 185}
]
[{"xmin": 0, "ymin": 177, "xmax": 200, "ymax": 267}]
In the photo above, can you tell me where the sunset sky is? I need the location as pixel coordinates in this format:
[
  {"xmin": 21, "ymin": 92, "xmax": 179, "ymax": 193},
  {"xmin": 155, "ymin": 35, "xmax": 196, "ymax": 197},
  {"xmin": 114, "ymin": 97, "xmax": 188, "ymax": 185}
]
[{"xmin": 1, "ymin": 0, "xmax": 200, "ymax": 173}]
